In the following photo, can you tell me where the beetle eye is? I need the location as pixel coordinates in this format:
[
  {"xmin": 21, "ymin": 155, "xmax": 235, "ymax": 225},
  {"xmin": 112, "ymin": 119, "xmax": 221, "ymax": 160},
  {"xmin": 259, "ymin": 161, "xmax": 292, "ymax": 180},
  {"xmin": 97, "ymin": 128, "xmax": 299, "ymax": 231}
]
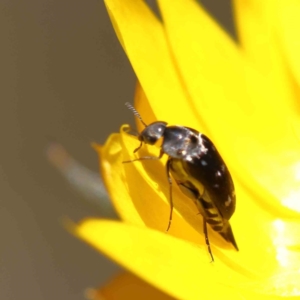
[{"xmin": 189, "ymin": 134, "xmax": 198, "ymax": 144}]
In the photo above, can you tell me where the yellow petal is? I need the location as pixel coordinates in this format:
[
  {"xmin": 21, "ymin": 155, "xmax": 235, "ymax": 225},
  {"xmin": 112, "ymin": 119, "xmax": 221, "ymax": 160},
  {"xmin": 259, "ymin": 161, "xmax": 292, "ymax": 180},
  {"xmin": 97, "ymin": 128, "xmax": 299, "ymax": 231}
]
[
  {"xmin": 157, "ymin": 0, "xmax": 300, "ymax": 216},
  {"xmin": 93, "ymin": 136, "xmax": 144, "ymax": 226},
  {"xmin": 98, "ymin": 126, "xmax": 300, "ymax": 282},
  {"xmin": 104, "ymin": 0, "xmax": 199, "ymax": 128},
  {"xmin": 104, "ymin": 0, "xmax": 300, "ymax": 218},
  {"xmin": 276, "ymin": 1, "xmax": 300, "ymax": 90},
  {"xmin": 133, "ymin": 81, "xmax": 155, "ymax": 132},
  {"xmin": 75, "ymin": 220, "xmax": 243, "ymax": 300},
  {"xmin": 158, "ymin": 0, "xmax": 293, "ymax": 142},
  {"xmin": 233, "ymin": 1, "xmax": 277, "ymax": 68},
  {"xmin": 92, "ymin": 272, "xmax": 174, "ymax": 300},
  {"xmin": 232, "ymin": 2, "xmax": 300, "ymax": 217},
  {"xmin": 158, "ymin": 0, "xmax": 250, "ymax": 134},
  {"xmin": 76, "ymin": 219, "xmax": 296, "ymax": 299},
  {"xmin": 233, "ymin": 0, "xmax": 300, "ymax": 96},
  {"xmin": 232, "ymin": 0, "xmax": 295, "ymax": 116},
  {"xmin": 95, "ymin": 1, "xmax": 300, "ymax": 298},
  {"xmin": 97, "ymin": 81, "xmax": 300, "ymax": 278}
]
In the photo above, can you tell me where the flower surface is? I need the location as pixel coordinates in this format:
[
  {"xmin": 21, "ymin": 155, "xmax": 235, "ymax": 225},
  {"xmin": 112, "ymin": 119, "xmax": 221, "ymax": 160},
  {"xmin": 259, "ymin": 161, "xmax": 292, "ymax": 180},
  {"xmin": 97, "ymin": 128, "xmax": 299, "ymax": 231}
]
[{"xmin": 76, "ymin": 0, "xmax": 300, "ymax": 298}]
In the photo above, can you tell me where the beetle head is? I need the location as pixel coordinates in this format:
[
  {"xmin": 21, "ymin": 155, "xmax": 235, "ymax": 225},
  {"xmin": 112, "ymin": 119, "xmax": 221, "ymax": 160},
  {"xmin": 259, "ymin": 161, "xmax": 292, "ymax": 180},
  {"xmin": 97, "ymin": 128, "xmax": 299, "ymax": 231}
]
[{"xmin": 138, "ymin": 121, "xmax": 168, "ymax": 145}]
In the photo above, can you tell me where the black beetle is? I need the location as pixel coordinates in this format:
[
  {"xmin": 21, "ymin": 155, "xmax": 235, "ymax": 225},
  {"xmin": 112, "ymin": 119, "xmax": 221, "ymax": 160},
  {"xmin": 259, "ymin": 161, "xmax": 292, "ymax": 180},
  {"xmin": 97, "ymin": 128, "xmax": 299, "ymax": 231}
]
[{"xmin": 123, "ymin": 103, "xmax": 238, "ymax": 261}]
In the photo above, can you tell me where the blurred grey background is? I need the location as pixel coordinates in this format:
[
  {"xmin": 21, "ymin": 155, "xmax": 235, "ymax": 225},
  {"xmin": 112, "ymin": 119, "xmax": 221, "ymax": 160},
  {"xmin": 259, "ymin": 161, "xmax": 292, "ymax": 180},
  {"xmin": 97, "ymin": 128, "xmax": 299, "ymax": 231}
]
[{"xmin": 0, "ymin": 0, "xmax": 234, "ymax": 299}]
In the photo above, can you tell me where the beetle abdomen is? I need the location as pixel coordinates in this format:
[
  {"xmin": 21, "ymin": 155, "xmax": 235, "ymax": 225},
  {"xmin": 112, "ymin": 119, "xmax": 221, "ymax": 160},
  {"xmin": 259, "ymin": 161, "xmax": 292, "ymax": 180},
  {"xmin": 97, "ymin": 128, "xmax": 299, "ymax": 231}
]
[{"xmin": 169, "ymin": 158, "xmax": 238, "ymax": 250}]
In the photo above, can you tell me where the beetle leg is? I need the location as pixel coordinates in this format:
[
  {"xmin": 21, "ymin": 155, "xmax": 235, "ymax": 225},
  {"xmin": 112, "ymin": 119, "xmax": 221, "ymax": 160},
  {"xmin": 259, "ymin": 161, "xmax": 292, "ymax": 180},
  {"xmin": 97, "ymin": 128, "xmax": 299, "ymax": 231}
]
[
  {"xmin": 123, "ymin": 149, "xmax": 164, "ymax": 163},
  {"xmin": 133, "ymin": 141, "xmax": 143, "ymax": 153},
  {"xmin": 198, "ymin": 190, "xmax": 215, "ymax": 262},
  {"xmin": 165, "ymin": 158, "xmax": 173, "ymax": 232},
  {"xmin": 203, "ymin": 218, "xmax": 214, "ymax": 262}
]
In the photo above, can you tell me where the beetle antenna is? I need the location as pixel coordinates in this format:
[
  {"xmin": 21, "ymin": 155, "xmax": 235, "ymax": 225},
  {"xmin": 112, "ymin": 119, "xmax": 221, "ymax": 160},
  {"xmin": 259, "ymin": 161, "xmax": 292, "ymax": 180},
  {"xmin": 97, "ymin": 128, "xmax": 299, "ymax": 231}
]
[{"xmin": 125, "ymin": 102, "xmax": 147, "ymax": 127}]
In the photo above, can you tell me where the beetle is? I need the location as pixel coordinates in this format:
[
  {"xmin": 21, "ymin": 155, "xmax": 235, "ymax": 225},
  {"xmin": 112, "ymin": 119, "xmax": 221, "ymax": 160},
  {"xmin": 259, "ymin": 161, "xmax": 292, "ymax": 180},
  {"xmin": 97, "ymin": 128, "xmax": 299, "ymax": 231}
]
[{"xmin": 123, "ymin": 102, "xmax": 238, "ymax": 261}]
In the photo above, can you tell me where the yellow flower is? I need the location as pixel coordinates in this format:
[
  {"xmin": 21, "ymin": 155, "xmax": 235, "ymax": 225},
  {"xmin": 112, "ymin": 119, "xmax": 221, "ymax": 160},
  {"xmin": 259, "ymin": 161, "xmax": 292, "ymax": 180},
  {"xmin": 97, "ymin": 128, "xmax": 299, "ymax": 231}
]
[{"xmin": 76, "ymin": 0, "xmax": 300, "ymax": 299}]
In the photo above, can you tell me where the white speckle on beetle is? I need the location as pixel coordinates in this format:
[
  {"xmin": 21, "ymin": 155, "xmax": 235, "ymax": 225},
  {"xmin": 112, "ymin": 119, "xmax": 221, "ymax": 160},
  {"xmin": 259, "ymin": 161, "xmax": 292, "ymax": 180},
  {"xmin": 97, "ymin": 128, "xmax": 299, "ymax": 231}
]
[
  {"xmin": 225, "ymin": 195, "xmax": 232, "ymax": 207},
  {"xmin": 181, "ymin": 150, "xmax": 187, "ymax": 155},
  {"xmin": 201, "ymin": 160, "xmax": 208, "ymax": 166},
  {"xmin": 198, "ymin": 133, "xmax": 208, "ymax": 154},
  {"xmin": 186, "ymin": 155, "xmax": 193, "ymax": 162},
  {"xmin": 215, "ymin": 171, "xmax": 222, "ymax": 177}
]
